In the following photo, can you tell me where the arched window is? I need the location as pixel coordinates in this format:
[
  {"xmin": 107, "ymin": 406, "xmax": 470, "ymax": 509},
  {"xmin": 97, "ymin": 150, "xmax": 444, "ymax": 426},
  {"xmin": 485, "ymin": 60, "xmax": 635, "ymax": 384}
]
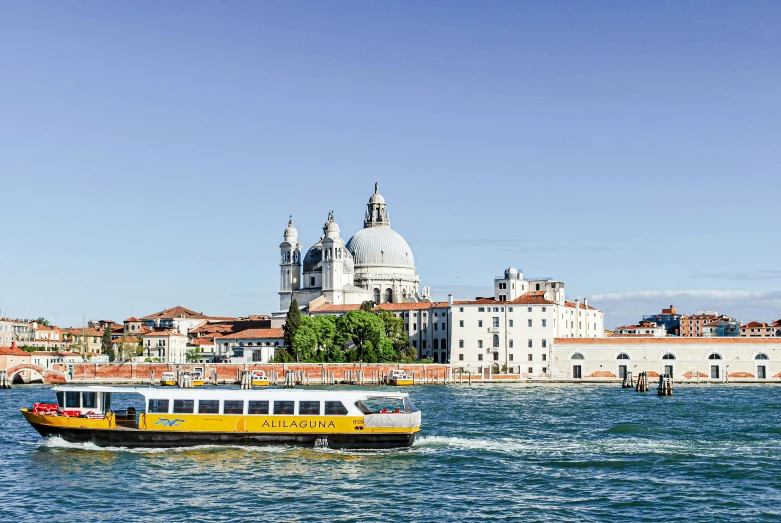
[
  {"xmin": 374, "ymin": 289, "xmax": 381, "ymax": 303},
  {"xmin": 441, "ymin": 339, "xmax": 447, "ymax": 351},
  {"xmin": 708, "ymin": 353, "xmax": 722, "ymax": 360},
  {"xmin": 571, "ymin": 353, "xmax": 584, "ymax": 360},
  {"xmin": 274, "ymin": 342, "xmax": 280, "ymax": 347},
  {"xmin": 493, "ymin": 334, "xmax": 500, "ymax": 348},
  {"xmin": 432, "ymin": 353, "xmax": 439, "ymax": 363},
  {"xmin": 536, "ymin": 283, "xmax": 541, "ymax": 291},
  {"xmin": 756, "ymin": 353, "xmax": 769, "ymax": 360},
  {"xmin": 662, "ymin": 353, "xmax": 675, "ymax": 360},
  {"xmin": 266, "ymin": 341, "xmax": 271, "ymax": 346},
  {"xmin": 616, "ymin": 353, "xmax": 630, "ymax": 360},
  {"xmin": 239, "ymin": 342, "xmax": 244, "ymax": 347},
  {"xmin": 433, "ymin": 339, "xmax": 439, "ymax": 350},
  {"xmin": 384, "ymin": 288, "xmax": 393, "ymax": 303},
  {"xmin": 223, "ymin": 343, "xmax": 228, "ymax": 349}
]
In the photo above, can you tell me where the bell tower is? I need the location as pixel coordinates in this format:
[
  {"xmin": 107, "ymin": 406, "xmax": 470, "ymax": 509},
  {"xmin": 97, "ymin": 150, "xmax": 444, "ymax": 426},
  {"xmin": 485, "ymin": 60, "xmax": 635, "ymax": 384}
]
[
  {"xmin": 364, "ymin": 182, "xmax": 390, "ymax": 228},
  {"xmin": 321, "ymin": 211, "xmax": 345, "ymax": 303},
  {"xmin": 279, "ymin": 217, "xmax": 302, "ymax": 311}
]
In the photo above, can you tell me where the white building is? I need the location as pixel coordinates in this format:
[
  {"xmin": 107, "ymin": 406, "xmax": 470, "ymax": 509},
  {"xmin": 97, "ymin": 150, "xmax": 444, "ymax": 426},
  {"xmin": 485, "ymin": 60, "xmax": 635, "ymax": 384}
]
[
  {"xmin": 215, "ymin": 328, "xmax": 284, "ymax": 363},
  {"xmin": 614, "ymin": 321, "xmax": 667, "ymax": 337},
  {"xmin": 140, "ymin": 330, "xmax": 189, "ymax": 363},
  {"xmin": 278, "ymin": 184, "xmax": 430, "ymax": 313},
  {"xmin": 0, "ymin": 319, "xmax": 12, "ymax": 347}
]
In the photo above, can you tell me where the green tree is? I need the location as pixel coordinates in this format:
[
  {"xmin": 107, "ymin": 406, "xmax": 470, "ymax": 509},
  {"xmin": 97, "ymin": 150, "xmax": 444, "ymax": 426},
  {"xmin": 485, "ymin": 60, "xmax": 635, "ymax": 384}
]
[
  {"xmin": 337, "ymin": 310, "xmax": 387, "ymax": 362},
  {"xmin": 375, "ymin": 308, "xmax": 409, "ymax": 354},
  {"xmin": 101, "ymin": 326, "xmax": 115, "ymax": 362},
  {"xmin": 360, "ymin": 300, "xmax": 375, "ymax": 312},
  {"xmin": 186, "ymin": 348, "xmax": 200, "ymax": 362},
  {"xmin": 283, "ymin": 299, "xmax": 302, "ymax": 360},
  {"xmin": 34, "ymin": 317, "xmax": 50, "ymax": 327}
]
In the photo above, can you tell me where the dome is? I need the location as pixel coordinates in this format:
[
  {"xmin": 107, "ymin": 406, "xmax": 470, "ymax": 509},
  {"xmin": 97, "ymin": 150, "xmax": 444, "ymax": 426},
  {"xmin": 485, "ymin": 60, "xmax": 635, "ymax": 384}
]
[
  {"xmin": 343, "ymin": 249, "xmax": 355, "ymax": 273},
  {"xmin": 284, "ymin": 218, "xmax": 297, "ymax": 239},
  {"xmin": 303, "ymin": 240, "xmax": 323, "ymax": 273},
  {"xmin": 506, "ymin": 267, "xmax": 518, "ymax": 276},
  {"xmin": 369, "ymin": 182, "xmax": 385, "ymax": 205},
  {"xmin": 346, "ymin": 228, "xmax": 415, "ymax": 269}
]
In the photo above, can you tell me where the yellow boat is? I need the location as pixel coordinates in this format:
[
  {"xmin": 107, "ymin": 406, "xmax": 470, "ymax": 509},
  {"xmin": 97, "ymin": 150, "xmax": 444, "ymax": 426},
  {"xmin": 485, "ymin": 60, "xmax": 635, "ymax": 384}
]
[
  {"xmin": 189, "ymin": 371, "xmax": 205, "ymax": 387},
  {"xmin": 251, "ymin": 369, "xmax": 270, "ymax": 387},
  {"xmin": 159, "ymin": 372, "xmax": 177, "ymax": 386},
  {"xmin": 386, "ymin": 369, "xmax": 414, "ymax": 386},
  {"xmin": 21, "ymin": 386, "xmax": 421, "ymax": 449}
]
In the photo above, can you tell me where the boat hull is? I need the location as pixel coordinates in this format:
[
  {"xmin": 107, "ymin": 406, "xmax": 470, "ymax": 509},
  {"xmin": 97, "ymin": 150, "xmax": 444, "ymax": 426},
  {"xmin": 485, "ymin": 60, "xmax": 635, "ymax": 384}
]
[{"xmin": 27, "ymin": 420, "xmax": 416, "ymax": 449}]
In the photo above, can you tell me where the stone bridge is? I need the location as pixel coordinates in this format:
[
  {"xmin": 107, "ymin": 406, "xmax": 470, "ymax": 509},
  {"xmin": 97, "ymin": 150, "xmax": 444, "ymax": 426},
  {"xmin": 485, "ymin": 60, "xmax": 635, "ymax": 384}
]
[{"xmin": 6, "ymin": 363, "xmax": 68, "ymax": 384}]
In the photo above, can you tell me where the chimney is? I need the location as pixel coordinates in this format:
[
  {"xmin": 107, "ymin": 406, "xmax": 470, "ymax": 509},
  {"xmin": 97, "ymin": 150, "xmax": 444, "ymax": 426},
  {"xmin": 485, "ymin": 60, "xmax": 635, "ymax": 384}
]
[
  {"xmin": 448, "ymin": 294, "xmax": 453, "ymax": 306},
  {"xmin": 11, "ymin": 341, "xmax": 16, "ymax": 350}
]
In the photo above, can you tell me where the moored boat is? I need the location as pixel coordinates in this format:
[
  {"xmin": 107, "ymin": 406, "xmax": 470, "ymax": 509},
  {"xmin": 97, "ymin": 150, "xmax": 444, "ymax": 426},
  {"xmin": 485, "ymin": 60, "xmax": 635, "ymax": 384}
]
[
  {"xmin": 386, "ymin": 369, "xmax": 414, "ymax": 386},
  {"xmin": 159, "ymin": 372, "xmax": 177, "ymax": 386},
  {"xmin": 21, "ymin": 386, "xmax": 421, "ymax": 449},
  {"xmin": 189, "ymin": 371, "xmax": 205, "ymax": 387},
  {"xmin": 251, "ymin": 370, "xmax": 270, "ymax": 386}
]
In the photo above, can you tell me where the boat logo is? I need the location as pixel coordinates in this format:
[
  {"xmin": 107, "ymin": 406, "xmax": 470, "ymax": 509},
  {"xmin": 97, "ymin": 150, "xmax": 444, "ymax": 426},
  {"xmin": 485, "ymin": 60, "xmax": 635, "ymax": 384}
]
[{"xmin": 155, "ymin": 418, "xmax": 185, "ymax": 427}]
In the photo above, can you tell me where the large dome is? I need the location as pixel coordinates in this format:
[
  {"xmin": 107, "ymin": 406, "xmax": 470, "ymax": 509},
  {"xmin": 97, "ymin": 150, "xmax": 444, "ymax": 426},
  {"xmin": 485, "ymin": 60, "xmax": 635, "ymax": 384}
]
[
  {"xmin": 346, "ymin": 228, "xmax": 415, "ymax": 269},
  {"xmin": 303, "ymin": 240, "xmax": 322, "ymax": 273}
]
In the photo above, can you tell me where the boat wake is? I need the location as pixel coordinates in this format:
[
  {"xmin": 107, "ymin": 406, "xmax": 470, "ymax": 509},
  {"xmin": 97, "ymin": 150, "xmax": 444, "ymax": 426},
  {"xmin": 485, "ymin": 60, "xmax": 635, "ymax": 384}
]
[{"xmin": 35, "ymin": 436, "xmax": 293, "ymax": 454}]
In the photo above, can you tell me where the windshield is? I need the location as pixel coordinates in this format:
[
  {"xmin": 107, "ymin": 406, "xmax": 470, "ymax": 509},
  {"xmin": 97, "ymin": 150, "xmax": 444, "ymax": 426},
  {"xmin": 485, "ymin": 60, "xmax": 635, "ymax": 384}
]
[{"xmin": 356, "ymin": 397, "xmax": 410, "ymax": 414}]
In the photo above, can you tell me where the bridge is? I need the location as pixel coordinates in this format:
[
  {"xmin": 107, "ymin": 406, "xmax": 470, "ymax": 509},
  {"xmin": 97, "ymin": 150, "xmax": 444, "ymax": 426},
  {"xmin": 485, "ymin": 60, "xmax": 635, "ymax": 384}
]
[{"xmin": 6, "ymin": 363, "xmax": 68, "ymax": 384}]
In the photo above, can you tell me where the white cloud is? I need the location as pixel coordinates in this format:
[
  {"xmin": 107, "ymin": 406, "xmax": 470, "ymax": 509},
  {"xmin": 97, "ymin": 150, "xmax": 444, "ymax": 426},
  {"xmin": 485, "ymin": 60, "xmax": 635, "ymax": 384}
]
[{"xmin": 591, "ymin": 290, "xmax": 779, "ymax": 301}]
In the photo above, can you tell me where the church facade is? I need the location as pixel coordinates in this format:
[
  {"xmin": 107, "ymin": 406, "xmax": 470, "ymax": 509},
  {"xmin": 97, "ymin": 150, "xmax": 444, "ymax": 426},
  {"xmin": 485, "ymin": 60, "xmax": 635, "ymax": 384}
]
[{"xmin": 278, "ymin": 184, "xmax": 430, "ymax": 312}]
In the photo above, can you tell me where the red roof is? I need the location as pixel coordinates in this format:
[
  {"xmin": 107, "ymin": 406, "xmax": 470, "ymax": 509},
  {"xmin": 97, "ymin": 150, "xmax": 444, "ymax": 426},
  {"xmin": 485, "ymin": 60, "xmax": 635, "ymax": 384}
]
[
  {"xmin": 742, "ymin": 321, "xmax": 768, "ymax": 328},
  {"xmin": 125, "ymin": 317, "xmax": 140, "ymax": 322},
  {"xmin": 0, "ymin": 346, "xmax": 30, "ymax": 357},
  {"xmin": 216, "ymin": 328, "xmax": 284, "ymax": 340},
  {"xmin": 140, "ymin": 306, "xmax": 234, "ymax": 321},
  {"xmin": 189, "ymin": 338, "xmax": 215, "ymax": 346}
]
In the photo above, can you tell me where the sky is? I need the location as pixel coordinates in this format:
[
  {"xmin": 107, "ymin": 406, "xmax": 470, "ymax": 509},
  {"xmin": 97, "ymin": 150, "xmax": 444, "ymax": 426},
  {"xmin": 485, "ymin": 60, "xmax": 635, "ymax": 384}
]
[{"xmin": 1, "ymin": 1, "xmax": 780, "ymax": 329}]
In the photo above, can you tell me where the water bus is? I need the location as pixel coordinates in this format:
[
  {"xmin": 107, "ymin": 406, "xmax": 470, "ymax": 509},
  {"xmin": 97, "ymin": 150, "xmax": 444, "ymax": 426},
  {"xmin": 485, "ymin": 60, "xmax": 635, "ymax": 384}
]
[
  {"xmin": 251, "ymin": 370, "xmax": 270, "ymax": 386},
  {"xmin": 159, "ymin": 372, "xmax": 177, "ymax": 386},
  {"xmin": 386, "ymin": 369, "xmax": 414, "ymax": 386},
  {"xmin": 20, "ymin": 386, "xmax": 421, "ymax": 449}
]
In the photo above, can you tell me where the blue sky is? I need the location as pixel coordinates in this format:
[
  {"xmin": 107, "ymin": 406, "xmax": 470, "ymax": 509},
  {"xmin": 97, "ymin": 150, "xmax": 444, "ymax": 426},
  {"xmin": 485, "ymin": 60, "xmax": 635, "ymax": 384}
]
[{"xmin": 1, "ymin": 1, "xmax": 779, "ymax": 329}]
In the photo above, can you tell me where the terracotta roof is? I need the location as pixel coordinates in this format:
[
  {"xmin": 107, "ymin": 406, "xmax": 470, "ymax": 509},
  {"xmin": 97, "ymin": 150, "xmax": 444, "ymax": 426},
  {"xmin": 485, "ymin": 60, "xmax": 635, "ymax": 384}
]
[
  {"xmin": 511, "ymin": 295, "xmax": 555, "ymax": 305},
  {"xmin": 143, "ymin": 329, "xmax": 186, "ymax": 337},
  {"xmin": 140, "ymin": 306, "xmax": 211, "ymax": 321},
  {"xmin": 216, "ymin": 328, "xmax": 285, "ymax": 340},
  {"xmin": 375, "ymin": 302, "xmax": 449, "ymax": 311},
  {"xmin": 453, "ymin": 298, "xmax": 497, "ymax": 305},
  {"xmin": 113, "ymin": 337, "xmax": 141, "ymax": 344},
  {"xmin": 124, "ymin": 317, "xmax": 140, "ymax": 322},
  {"xmin": 742, "ymin": 321, "xmax": 768, "ymax": 328},
  {"xmin": 554, "ymin": 337, "xmax": 781, "ymax": 345},
  {"xmin": 564, "ymin": 301, "xmax": 598, "ymax": 310},
  {"xmin": 189, "ymin": 338, "xmax": 215, "ymax": 346},
  {"xmin": 309, "ymin": 304, "xmax": 362, "ymax": 313},
  {"xmin": 0, "ymin": 346, "xmax": 31, "ymax": 356},
  {"xmin": 62, "ymin": 327, "xmax": 105, "ymax": 337}
]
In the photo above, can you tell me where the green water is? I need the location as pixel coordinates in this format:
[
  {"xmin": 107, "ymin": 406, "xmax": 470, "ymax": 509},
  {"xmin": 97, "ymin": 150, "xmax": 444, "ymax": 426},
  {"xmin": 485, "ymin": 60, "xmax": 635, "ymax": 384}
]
[{"xmin": 2, "ymin": 384, "xmax": 780, "ymax": 522}]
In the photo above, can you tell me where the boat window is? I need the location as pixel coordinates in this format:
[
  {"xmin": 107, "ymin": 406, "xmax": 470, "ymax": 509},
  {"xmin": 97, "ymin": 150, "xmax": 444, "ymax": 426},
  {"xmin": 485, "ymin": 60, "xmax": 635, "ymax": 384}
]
[
  {"xmin": 173, "ymin": 399, "xmax": 195, "ymax": 414},
  {"xmin": 325, "ymin": 401, "xmax": 348, "ymax": 415},
  {"xmin": 299, "ymin": 401, "xmax": 320, "ymax": 415},
  {"xmin": 274, "ymin": 401, "xmax": 295, "ymax": 415},
  {"xmin": 148, "ymin": 399, "xmax": 169, "ymax": 413},
  {"xmin": 56, "ymin": 391, "xmax": 65, "ymax": 408},
  {"xmin": 358, "ymin": 398, "xmax": 406, "ymax": 414},
  {"xmin": 82, "ymin": 392, "xmax": 97, "ymax": 409},
  {"xmin": 248, "ymin": 400, "xmax": 269, "ymax": 415},
  {"xmin": 103, "ymin": 393, "xmax": 111, "ymax": 412},
  {"xmin": 198, "ymin": 400, "xmax": 219, "ymax": 414},
  {"xmin": 65, "ymin": 391, "xmax": 81, "ymax": 408},
  {"xmin": 224, "ymin": 400, "xmax": 245, "ymax": 414}
]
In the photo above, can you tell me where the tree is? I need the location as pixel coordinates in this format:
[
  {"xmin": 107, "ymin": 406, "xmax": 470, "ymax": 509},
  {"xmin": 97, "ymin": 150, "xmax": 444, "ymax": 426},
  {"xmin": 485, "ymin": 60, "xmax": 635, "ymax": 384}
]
[
  {"xmin": 375, "ymin": 308, "xmax": 409, "ymax": 354},
  {"xmin": 337, "ymin": 310, "xmax": 387, "ymax": 362},
  {"xmin": 117, "ymin": 336, "xmax": 141, "ymax": 362},
  {"xmin": 283, "ymin": 299, "xmax": 302, "ymax": 360},
  {"xmin": 360, "ymin": 300, "xmax": 375, "ymax": 312},
  {"xmin": 34, "ymin": 317, "xmax": 50, "ymax": 327},
  {"xmin": 186, "ymin": 348, "xmax": 200, "ymax": 362},
  {"xmin": 102, "ymin": 326, "xmax": 115, "ymax": 362}
]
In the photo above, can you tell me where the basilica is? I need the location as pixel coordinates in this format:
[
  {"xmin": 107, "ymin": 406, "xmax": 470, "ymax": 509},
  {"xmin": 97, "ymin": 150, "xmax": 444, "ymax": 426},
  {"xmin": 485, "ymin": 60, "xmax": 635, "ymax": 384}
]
[{"xmin": 278, "ymin": 184, "xmax": 430, "ymax": 311}]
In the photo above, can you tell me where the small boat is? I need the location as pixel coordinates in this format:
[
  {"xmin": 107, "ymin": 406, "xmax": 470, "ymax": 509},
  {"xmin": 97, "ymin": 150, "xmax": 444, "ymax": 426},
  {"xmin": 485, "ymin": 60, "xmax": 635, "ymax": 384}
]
[
  {"xmin": 251, "ymin": 370, "xmax": 270, "ymax": 386},
  {"xmin": 159, "ymin": 372, "xmax": 176, "ymax": 386},
  {"xmin": 21, "ymin": 386, "xmax": 421, "ymax": 449},
  {"xmin": 190, "ymin": 371, "xmax": 205, "ymax": 387},
  {"xmin": 386, "ymin": 369, "xmax": 414, "ymax": 386}
]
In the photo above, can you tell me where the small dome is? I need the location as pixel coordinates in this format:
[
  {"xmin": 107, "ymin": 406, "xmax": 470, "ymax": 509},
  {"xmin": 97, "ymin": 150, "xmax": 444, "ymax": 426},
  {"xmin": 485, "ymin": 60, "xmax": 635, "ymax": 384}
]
[
  {"xmin": 506, "ymin": 267, "xmax": 518, "ymax": 276},
  {"xmin": 284, "ymin": 217, "xmax": 297, "ymax": 239},
  {"xmin": 323, "ymin": 211, "xmax": 340, "ymax": 236},
  {"xmin": 369, "ymin": 182, "xmax": 385, "ymax": 204},
  {"xmin": 303, "ymin": 239, "xmax": 323, "ymax": 273},
  {"xmin": 346, "ymin": 227, "xmax": 415, "ymax": 269}
]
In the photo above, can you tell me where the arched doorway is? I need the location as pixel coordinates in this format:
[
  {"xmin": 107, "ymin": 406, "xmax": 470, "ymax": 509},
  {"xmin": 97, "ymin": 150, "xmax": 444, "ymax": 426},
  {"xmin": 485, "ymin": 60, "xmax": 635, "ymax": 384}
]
[
  {"xmin": 662, "ymin": 353, "xmax": 675, "ymax": 377},
  {"xmin": 756, "ymin": 353, "xmax": 769, "ymax": 379},
  {"xmin": 432, "ymin": 352, "xmax": 439, "ymax": 363},
  {"xmin": 571, "ymin": 353, "xmax": 584, "ymax": 379}
]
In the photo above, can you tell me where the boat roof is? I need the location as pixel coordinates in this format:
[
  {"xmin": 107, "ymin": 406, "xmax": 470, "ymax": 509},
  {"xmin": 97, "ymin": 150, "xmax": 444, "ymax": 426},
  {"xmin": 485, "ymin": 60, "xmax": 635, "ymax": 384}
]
[{"xmin": 51, "ymin": 385, "xmax": 410, "ymax": 401}]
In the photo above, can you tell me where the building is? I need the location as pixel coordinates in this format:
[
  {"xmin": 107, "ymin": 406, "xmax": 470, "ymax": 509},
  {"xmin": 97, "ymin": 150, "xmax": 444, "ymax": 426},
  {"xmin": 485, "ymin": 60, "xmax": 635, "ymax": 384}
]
[
  {"xmin": 679, "ymin": 312, "xmax": 739, "ymax": 337},
  {"xmin": 702, "ymin": 319, "xmax": 740, "ymax": 337},
  {"xmin": 140, "ymin": 330, "xmax": 189, "ymax": 363},
  {"xmin": 614, "ymin": 321, "xmax": 666, "ymax": 337},
  {"xmin": 278, "ymin": 184, "xmax": 430, "ymax": 313},
  {"xmin": 740, "ymin": 321, "xmax": 779, "ymax": 338},
  {"xmin": 214, "ymin": 328, "xmax": 284, "ymax": 363},
  {"xmin": 0, "ymin": 318, "xmax": 12, "ymax": 347},
  {"xmin": 0, "ymin": 343, "xmax": 31, "ymax": 372},
  {"xmin": 641, "ymin": 305, "xmax": 682, "ymax": 335},
  {"xmin": 29, "ymin": 323, "xmax": 65, "ymax": 350},
  {"xmin": 62, "ymin": 327, "xmax": 105, "ymax": 356},
  {"xmin": 138, "ymin": 306, "xmax": 234, "ymax": 335},
  {"xmin": 553, "ymin": 337, "xmax": 780, "ymax": 381}
]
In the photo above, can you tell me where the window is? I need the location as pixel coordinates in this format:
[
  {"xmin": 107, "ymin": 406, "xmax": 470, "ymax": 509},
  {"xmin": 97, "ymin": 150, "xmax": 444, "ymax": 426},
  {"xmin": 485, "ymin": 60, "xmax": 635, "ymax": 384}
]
[
  {"xmin": 571, "ymin": 353, "xmax": 585, "ymax": 360},
  {"xmin": 493, "ymin": 352, "xmax": 499, "ymax": 360},
  {"xmin": 509, "ymin": 307, "xmax": 513, "ymax": 312},
  {"xmin": 325, "ymin": 401, "xmax": 348, "ymax": 415},
  {"xmin": 478, "ymin": 307, "xmax": 485, "ymax": 312},
  {"xmin": 478, "ymin": 320, "xmax": 483, "ymax": 328},
  {"xmin": 148, "ymin": 399, "xmax": 169, "ymax": 413},
  {"xmin": 173, "ymin": 400, "xmax": 194, "ymax": 414},
  {"xmin": 492, "ymin": 317, "xmax": 500, "ymax": 328},
  {"xmin": 662, "ymin": 353, "xmax": 676, "ymax": 360},
  {"xmin": 528, "ymin": 307, "xmax": 532, "ymax": 312},
  {"xmin": 459, "ymin": 320, "xmax": 464, "ymax": 327},
  {"xmin": 478, "ymin": 354, "xmax": 483, "ymax": 361},
  {"xmin": 299, "ymin": 401, "xmax": 320, "ymax": 415},
  {"xmin": 708, "ymin": 354, "xmax": 722, "ymax": 360},
  {"xmin": 756, "ymin": 353, "xmax": 769, "ymax": 360},
  {"xmin": 509, "ymin": 319, "xmax": 514, "ymax": 327},
  {"xmin": 528, "ymin": 367, "xmax": 533, "ymax": 373},
  {"xmin": 542, "ymin": 307, "xmax": 547, "ymax": 312},
  {"xmin": 542, "ymin": 319, "xmax": 547, "ymax": 327},
  {"xmin": 223, "ymin": 400, "xmax": 245, "ymax": 414},
  {"xmin": 542, "ymin": 339, "xmax": 547, "ymax": 348},
  {"xmin": 82, "ymin": 392, "xmax": 97, "ymax": 409},
  {"xmin": 65, "ymin": 391, "xmax": 80, "ymax": 408},
  {"xmin": 442, "ymin": 323, "xmax": 446, "ymax": 330},
  {"xmin": 248, "ymin": 400, "xmax": 269, "ymax": 414},
  {"xmin": 528, "ymin": 319, "xmax": 533, "ymax": 327},
  {"xmin": 478, "ymin": 340, "xmax": 483, "ymax": 348},
  {"xmin": 274, "ymin": 401, "xmax": 295, "ymax": 415},
  {"xmin": 509, "ymin": 339, "xmax": 514, "ymax": 348},
  {"xmin": 459, "ymin": 340, "xmax": 464, "ymax": 348},
  {"xmin": 542, "ymin": 354, "xmax": 547, "ymax": 361},
  {"xmin": 412, "ymin": 341, "xmax": 417, "ymax": 348},
  {"xmin": 617, "ymin": 353, "xmax": 629, "ymax": 360},
  {"xmin": 198, "ymin": 400, "xmax": 220, "ymax": 414},
  {"xmin": 459, "ymin": 307, "xmax": 464, "ymax": 312},
  {"xmin": 434, "ymin": 323, "xmax": 438, "ymax": 331},
  {"xmin": 493, "ymin": 334, "xmax": 499, "ymax": 347},
  {"xmin": 493, "ymin": 307, "xmax": 499, "ymax": 312},
  {"xmin": 528, "ymin": 354, "xmax": 533, "ymax": 361},
  {"xmin": 528, "ymin": 339, "xmax": 533, "ymax": 348},
  {"xmin": 459, "ymin": 354, "xmax": 464, "ymax": 361},
  {"xmin": 422, "ymin": 340, "xmax": 427, "ymax": 349},
  {"xmin": 509, "ymin": 354, "xmax": 514, "ymax": 361}
]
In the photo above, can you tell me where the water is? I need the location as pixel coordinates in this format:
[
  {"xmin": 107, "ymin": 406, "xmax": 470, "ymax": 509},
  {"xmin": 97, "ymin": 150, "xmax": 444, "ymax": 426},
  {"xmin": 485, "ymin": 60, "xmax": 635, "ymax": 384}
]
[{"xmin": 2, "ymin": 384, "xmax": 781, "ymax": 522}]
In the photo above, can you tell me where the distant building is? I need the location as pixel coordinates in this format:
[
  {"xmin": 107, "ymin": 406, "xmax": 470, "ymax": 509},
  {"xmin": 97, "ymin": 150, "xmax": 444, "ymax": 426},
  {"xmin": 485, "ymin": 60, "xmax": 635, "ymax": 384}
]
[
  {"xmin": 680, "ymin": 312, "xmax": 739, "ymax": 337},
  {"xmin": 614, "ymin": 321, "xmax": 666, "ymax": 337},
  {"xmin": 0, "ymin": 344, "xmax": 31, "ymax": 372},
  {"xmin": 214, "ymin": 328, "xmax": 284, "ymax": 363},
  {"xmin": 139, "ymin": 306, "xmax": 234, "ymax": 335},
  {"xmin": 140, "ymin": 330, "xmax": 188, "ymax": 363},
  {"xmin": 740, "ymin": 321, "xmax": 780, "ymax": 338},
  {"xmin": 642, "ymin": 305, "xmax": 682, "ymax": 335},
  {"xmin": 0, "ymin": 318, "xmax": 12, "ymax": 347}
]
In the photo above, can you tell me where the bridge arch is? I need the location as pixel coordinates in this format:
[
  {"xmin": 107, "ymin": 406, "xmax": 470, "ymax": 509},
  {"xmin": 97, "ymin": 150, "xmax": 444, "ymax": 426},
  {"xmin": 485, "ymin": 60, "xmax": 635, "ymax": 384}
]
[{"xmin": 6, "ymin": 364, "xmax": 68, "ymax": 384}]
